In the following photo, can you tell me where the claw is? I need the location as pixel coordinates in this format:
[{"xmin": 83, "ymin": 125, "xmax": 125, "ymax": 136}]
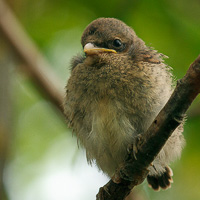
[
  {"xmin": 112, "ymin": 173, "xmax": 121, "ymax": 184},
  {"xmin": 132, "ymin": 134, "xmax": 144, "ymax": 160},
  {"xmin": 127, "ymin": 144, "xmax": 133, "ymax": 154},
  {"xmin": 103, "ymin": 185, "xmax": 111, "ymax": 196},
  {"xmin": 132, "ymin": 145, "xmax": 138, "ymax": 160}
]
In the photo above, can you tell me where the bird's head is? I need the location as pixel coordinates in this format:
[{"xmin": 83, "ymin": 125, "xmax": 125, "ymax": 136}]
[
  {"xmin": 70, "ymin": 18, "xmax": 162, "ymax": 71},
  {"xmin": 81, "ymin": 18, "xmax": 137, "ymax": 57}
]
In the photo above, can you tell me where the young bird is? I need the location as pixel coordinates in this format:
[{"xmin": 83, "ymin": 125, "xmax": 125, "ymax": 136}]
[{"xmin": 64, "ymin": 18, "xmax": 185, "ymax": 191}]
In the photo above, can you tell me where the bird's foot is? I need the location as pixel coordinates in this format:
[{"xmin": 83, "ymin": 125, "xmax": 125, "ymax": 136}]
[
  {"xmin": 147, "ymin": 166, "xmax": 173, "ymax": 191},
  {"xmin": 128, "ymin": 133, "xmax": 144, "ymax": 160}
]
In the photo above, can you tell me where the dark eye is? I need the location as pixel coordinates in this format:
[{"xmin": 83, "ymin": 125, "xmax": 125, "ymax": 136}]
[{"xmin": 113, "ymin": 39, "xmax": 122, "ymax": 48}]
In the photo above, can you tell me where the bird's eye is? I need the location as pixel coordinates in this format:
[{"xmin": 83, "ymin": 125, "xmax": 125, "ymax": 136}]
[{"xmin": 113, "ymin": 39, "xmax": 122, "ymax": 48}]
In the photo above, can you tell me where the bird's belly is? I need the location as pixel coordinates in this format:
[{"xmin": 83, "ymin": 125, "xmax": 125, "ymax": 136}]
[{"xmin": 85, "ymin": 98, "xmax": 135, "ymax": 177}]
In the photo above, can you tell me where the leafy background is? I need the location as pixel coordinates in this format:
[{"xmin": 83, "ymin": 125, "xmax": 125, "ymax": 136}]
[{"xmin": 2, "ymin": 0, "xmax": 200, "ymax": 199}]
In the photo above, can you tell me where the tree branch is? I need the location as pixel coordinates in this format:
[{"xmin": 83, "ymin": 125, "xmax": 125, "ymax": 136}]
[
  {"xmin": 0, "ymin": 0, "xmax": 64, "ymax": 113},
  {"xmin": 0, "ymin": 35, "xmax": 12, "ymax": 200},
  {"xmin": 97, "ymin": 55, "xmax": 200, "ymax": 200}
]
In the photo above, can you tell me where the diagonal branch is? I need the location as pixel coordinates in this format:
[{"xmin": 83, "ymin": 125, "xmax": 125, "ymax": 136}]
[
  {"xmin": 0, "ymin": 0, "xmax": 64, "ymax": 113},
  {"xmin": 0, "ymin": 37, "xmax": 11, "ymax": 200},
  {"xmin": 97, "ymin": 55, "xmax": 200, "ymax": 200}
]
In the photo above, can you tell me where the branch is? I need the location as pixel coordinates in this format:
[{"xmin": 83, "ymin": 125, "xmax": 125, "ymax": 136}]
[
  {"xmin": 0, "ymin": 36, "xmax": 12, "ymax": 200},
  {"xmin": 0, "ymin": 0, "xmax": 64, "ymax": 113},
  {"xmin": 97, "ymin": 55, "xmax": 200, "ymax": 200}
]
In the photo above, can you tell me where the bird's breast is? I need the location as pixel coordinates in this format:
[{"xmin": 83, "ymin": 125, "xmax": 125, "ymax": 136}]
[
  {"xmin": 65, "ymin": 55, "xmax": 174, "ymax": 177},
  {"xmin": 84, "ymin": 96, "xmax": 135, "ymax": 176}
]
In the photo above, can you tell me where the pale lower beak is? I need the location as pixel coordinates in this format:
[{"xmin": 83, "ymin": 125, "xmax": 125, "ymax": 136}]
[{"xmin": 84, "ymin": 43, "xmax": 117, "ymax": 55}]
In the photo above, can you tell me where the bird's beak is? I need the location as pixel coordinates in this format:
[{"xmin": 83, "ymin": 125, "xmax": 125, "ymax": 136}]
[{"xmin": 84, "ymin": 43, "xmax": 117, "ymax": 55}]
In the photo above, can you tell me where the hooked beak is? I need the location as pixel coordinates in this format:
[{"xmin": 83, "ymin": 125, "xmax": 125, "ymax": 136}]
[{"xmin": 84, "ymin": 43, "xmax": 117, "ymax": 55}]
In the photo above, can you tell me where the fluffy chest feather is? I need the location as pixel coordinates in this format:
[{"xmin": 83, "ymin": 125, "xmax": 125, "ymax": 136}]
[
  {"xmin": 85, "ymin": 97, "xmax": 135, "ymax": 176},
  {"xmin": 65, "ymin": 58, "xmax": 172, "ymax": 176}
]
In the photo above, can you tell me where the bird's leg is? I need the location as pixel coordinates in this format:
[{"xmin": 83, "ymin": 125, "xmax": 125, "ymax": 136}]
[
  {"xmin": 112, "ymin": 134, "xmax": 148, "ymax": 183},
  {"xmin": 129, "ymin": 133, "xmax": 144, "ymax": 160}
]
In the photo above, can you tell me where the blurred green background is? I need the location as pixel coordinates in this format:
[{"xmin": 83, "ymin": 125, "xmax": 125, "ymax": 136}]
[{"xmin": 1, "ymin": 0, "xmax": 200, "ymax": 199}]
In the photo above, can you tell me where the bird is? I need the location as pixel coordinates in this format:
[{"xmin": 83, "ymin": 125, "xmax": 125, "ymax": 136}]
[{"xmin": 63, "ymin": 17, "xmax": 185, "ymax": 191}]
